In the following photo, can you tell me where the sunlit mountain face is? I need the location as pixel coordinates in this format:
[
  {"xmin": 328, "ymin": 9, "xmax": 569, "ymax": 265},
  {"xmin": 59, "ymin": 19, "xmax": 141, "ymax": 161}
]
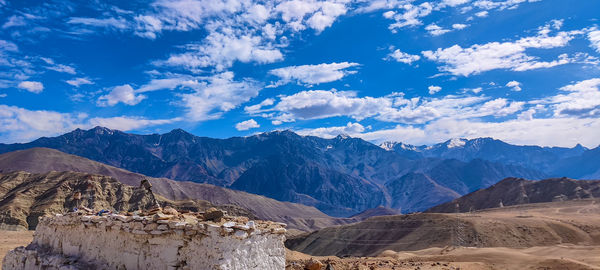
[{"xmin": 1, "ymin": 0, "xmax": 599, "ymax": 149}]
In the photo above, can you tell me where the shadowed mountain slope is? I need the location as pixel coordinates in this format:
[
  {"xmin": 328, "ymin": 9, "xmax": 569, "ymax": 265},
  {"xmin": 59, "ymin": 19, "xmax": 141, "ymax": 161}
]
[{"xmin": 426, "ymin": 177, "xmax": 600, "ymax": 213}]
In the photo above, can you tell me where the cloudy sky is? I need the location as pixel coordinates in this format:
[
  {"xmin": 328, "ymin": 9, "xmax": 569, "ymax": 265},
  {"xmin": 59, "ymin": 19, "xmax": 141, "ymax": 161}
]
[{"xmin": 1, "ymin": 0, "xmax": 599, "ymax": 147}]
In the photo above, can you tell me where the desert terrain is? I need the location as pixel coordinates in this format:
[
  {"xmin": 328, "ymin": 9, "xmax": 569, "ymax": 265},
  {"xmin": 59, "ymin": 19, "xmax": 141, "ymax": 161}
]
[
  {"xmin": 285, "ymin": 199, "xmax": 600, "ymax": 269},
  {"xmin": 3, "ymin": 199, "xmax": 600, "ymax": 269},
  {"xmin": 0, "ymin": 230, "xmax": 33, "ymax": 265}
]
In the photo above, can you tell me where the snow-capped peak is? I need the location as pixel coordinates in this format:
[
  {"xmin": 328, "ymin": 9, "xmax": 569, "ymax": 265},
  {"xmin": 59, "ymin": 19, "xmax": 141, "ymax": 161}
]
[
  {"xmin": 379, "ymin": 141, "xmax": 398, "ymax": 151},
  {"xmin": 447, "ymin": 138, "xmax": 467, "ymax": 148}
]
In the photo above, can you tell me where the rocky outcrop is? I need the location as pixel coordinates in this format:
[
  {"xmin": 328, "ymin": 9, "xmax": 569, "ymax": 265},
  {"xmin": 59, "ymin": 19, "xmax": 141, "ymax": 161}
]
[
  {"xmin": 3, "ymin": 210, "xmax": 287, "ymax": 270},
  {"xmin": 0, "ymin": 171, "xmax": 252, "ymax": 231}
]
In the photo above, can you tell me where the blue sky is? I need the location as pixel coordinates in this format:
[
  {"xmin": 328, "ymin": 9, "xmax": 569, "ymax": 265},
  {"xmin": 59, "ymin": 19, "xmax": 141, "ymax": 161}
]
[{"xmin": 1, "ymin": 0, "xmax": 600, "ymax": 147}]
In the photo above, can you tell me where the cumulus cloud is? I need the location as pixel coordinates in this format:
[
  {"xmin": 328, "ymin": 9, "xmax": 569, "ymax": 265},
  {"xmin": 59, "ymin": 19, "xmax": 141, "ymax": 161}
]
[
  {"xmin": 235, "ymin": 119, "xmax": 260, "ymax": 131},
  {"xmin": 97, "ymin": 84, "xmax": 146, "ymax": 106},
  {"xmin": 296, "ymin": 122, "xmax": 367, "ymax": 138},
  {"xmin": 141, "ymin": 0, "xmax": 352, "ymax": 71},
  {"xmin": 0, "ymin": 105, "xmax": 85, "ymax": 142},
  {"xmin": 540, "ymin": 78, "xmax": 600, "ymax": 118},
  {"xmin": 66, "ymin": 77, "xmax": 94, "ymax": 87},
  {"xmin": 246, "ymin": 89, "xmax": 524, "ymax": 125},
  {"xmin": 422, "ymin": 24, "xmax": 583, "ymax": 76},
  {"xmin": 428, "ymin": 85, "xmax": 442, "ymax": 94},
  {"xmin": 506, "ymin": 80, "xmax": 522, "ymax": 91},
  {"xmin": 474, "ymin": 11, "xmax": 488, "ymax": 17},
  {"xmin": 452, "ymin": 23, "xmax": 468, "ymax": 30},
  {"xmin": 0, "ymin": 105, "xmax": 179, "ymax": 143},
  {"xmin": 386, "ymin": 48, "xmax": 421, "ymax": 64},
  {"xmin": 244, "ymin": 98, "xmax": 275, "ymax": 114},
  {"xmin": 387, "ymin": 2, "xmax": 433, "ymax": 30},
  {"xmin": 181, "ymin": 72, "xmax": 261, "ymax": 121},
  {"xmin": 159, "ymin": 32, "xmax": 284, "ymax": 71},
  {"xmin": 425, "ymin": 24, "xmax": 450, "ymax": 36},
  {"xmin": 589, "ymin": 29, "xmax": 600, "ymax": 53},
  {"xmin": 18, "ymin": 81, "xmax": 44, "ymax": 93},
  {"xmin": 269, "ymin": 62, "xmax": 359, "ymax": 86},
  {"xmin": 270, "ymin": 90, "xmax": 388, "ymax": 121}
]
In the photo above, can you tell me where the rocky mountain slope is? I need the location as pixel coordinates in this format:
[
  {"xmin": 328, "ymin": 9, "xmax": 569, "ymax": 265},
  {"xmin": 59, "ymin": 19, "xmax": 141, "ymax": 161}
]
[
  {"xmin": 426, "ymin": 177, "xmax": 600, "ymax": 213},
  {"xmin": 286, "ymin": 199, "xmax": 600, "ymax": 257},
  {"xmin": 0, "ymin": 148, "xmax": 352, "ymax": 231},
  {"xmin": 0, "ymin": 127, "xmax": 546, "ymax": 216},
  {"xmin": 0, "ymin": 170, "xmax": 251, "ymax": 230}
]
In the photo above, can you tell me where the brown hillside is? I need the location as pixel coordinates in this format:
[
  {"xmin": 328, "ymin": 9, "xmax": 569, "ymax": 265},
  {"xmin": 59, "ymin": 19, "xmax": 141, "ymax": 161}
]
[{"xmin": 286, "ymin": 199, "xmax": 600, "ymax": 257}]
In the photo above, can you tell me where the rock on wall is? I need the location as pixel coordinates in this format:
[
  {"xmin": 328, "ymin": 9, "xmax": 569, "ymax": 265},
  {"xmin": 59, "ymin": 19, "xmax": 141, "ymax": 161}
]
[{"xmin": 2, "ymin": 212, "xmax": 286, "ymax": 270}]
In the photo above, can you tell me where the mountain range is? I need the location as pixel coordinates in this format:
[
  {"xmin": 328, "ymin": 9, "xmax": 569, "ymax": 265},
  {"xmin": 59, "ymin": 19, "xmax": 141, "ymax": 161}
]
[
  {"xmin": 380, "ymin": 138, "xmax": 598, "ymax": 179},
  {"xmin": 0, "ymin": 127, "xmax": 595, "ymax": 216}
]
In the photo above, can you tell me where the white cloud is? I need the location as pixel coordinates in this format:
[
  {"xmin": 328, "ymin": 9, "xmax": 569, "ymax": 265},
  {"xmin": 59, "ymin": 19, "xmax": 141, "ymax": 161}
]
[
  {"xmin": 540, "ymin": 78, "xmax": 600, "ymax": 118},
  {"xmin": 452, "ymin": 23, "xmax": 468, "ymax": 30},
  {"xmin": 235, "ymin": 119, "xmax": 260, "ymax": 131},
  {"xmin": 387, "ymin": 2, "xmax": 433, "ymax": 30},
  {"xmin": 0, "ymin": 105, "xmax": 85, "ymax": 142},
  {"xmin": 0, "ymin": 105, "xmax": 179, "ymax": 143},
  {"xmin": 296, "ymin": 122, "xmax": 366, "ymax": 138},
  {"xmin": 247, "ymin": 89, "xmax": 524, "ymax": 125},
  {"xmin": 506, "ymin": 80, "xmax": 522, "ymax": 91},
  {"xmin": 474, "ymin": 11, "xmax": 488, "ymax": 17},
  {"xmin": 136, "ymin": 77, "xmax": 200, "ymax": 93},
  {"xmin": 269, "ymin": 62, "xmax": 359, "ymax": 86},
  {"xmin": 3, "ymin": 15, "xmax": 27, "ymax": 29},
  {"xmin": 428, "ymin": 85, "xmax": 442, "ymax": 94},
  {"xmin": 181, "ymin": 72, "xmax": 261, "ymax": 121},
  {"xmin": 68, "ymin": 17, "xmax": 130, "ymax": 31},
  {"xmin": 40, "ymin": 57, "xmax": 76, "ymax": 74},
  {"xmin": 473, "ymin": 0, "xmax": 540, "ymax": 11},
  {"xmin": 438, "ymin": 0, "xmax": 471, "ymax": 8},
  {"xmin": 142, "ymin": 0, "xmax": 352, "ymax": 71},
  {"xmin": 589, "ymin": 29, "xmax": 600, "ymax": 53},
  {"xmin": 386, "ymin": 49, "xmax": 421, "ymax": 64},
  {"xmin": 17, "ymin": 81, "xmax": 44, "ymax": 93},
  {"xmin": 422, "ymin": 25, "xmax": 583, "ymax": 76},
  {"xmin": 425, "ymin": 24, "xmax": 450, "ymax": 36},
  {"xmin": 159, "ymin": 31, "xmax": 284, "ymax": 71},
  {"xmin": 88, "ymin": 116, "xmax": 179, "ymax": 131},
  {"xmin": 97, "ymin": 84, "xmax": 146, "ymax": 106},
  {"xmin": 270, "ymin": 90, "xmax": 389, "ymax": 121},
  {"xmin": 244, "ymin": 98, "xmax": 275, "ymax": 114},
  {"xmin": 66, "ymin": 77, "xmax": 94, "ymax": 87}
]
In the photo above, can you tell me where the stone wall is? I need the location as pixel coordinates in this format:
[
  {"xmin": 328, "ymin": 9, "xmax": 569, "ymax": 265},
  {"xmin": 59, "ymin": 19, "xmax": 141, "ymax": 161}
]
[{"xmin": 2, "ymin": 210, "xmax": 287, "ymax": 270}]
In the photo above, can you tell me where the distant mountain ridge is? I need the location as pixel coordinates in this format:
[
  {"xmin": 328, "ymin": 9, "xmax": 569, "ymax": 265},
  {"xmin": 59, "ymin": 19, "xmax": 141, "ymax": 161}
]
[
  {"xmin": 0, "ymin": 127, "xmax": 548, "ymax": 216},
  {"xmin": 380, "ymin": 137, "xmax": 596, "ymax": 178}
]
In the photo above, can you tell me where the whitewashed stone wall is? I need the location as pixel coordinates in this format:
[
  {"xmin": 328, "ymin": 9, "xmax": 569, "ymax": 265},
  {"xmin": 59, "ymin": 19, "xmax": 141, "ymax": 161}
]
[{"xmin": 3, "ymin": 213, "xmax": 286, "ymax": 270}]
